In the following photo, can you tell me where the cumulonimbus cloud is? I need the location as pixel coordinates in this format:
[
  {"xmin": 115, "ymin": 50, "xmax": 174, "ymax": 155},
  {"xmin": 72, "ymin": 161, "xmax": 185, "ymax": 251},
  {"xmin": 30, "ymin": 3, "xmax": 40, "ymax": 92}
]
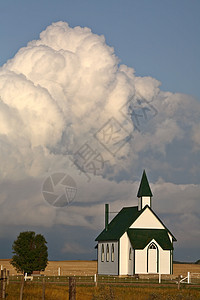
[
  {"xmin": 0, "ymin": 21, "xmax": 200, "ymax": 181},
  {"xmin": 0, "ymin": 22, "xmax": 200, "ymax": 260}
]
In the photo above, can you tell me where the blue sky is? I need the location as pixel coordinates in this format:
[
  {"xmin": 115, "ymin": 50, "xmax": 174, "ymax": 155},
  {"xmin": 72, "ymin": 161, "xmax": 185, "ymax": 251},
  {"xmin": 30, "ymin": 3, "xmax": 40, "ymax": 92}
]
[
  {"xmin": 1, "ymin": 0, "xmax": 200, "ymax": 100},
  {"xmin": 0, "ymin": 0, "xmax": 200, "ymax": 263}
]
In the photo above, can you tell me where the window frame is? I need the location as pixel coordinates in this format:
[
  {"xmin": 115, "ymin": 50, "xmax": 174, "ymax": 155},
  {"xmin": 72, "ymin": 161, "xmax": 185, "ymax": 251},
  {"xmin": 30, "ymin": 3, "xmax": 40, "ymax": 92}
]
[
  {"xmin": 101, "ymin": 244, "xmax": 105, "ymax": 262},
  {"xmin": 111, "ymin": 244, "xmax": 114, "ymax": 262},
  {"xmin": 106, "ymin": 244, "xmax": 109, "ymax": 262},
  {"xmin": 129, "ymin": 247, "xmax": 132, "ymax": 260}
]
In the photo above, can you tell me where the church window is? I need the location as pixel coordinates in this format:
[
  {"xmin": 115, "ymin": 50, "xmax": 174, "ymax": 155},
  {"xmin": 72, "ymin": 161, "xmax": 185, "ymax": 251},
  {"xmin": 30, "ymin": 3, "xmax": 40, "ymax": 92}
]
[
  {"xmin": 101, "ymin": 244, "xmax": 105, "ymax": 262},
  {"xmin": 129, "ymin": 247, "xmax": 132, "ymax": 260},
  {"xmin": 106, "ymin": 244, "xmax": 109, "ymax": 262},
  {"xmin": 149, "ymin": 243, "xmax": 157, "ymax": 249},
  {"xmin": 111, "ymin": 244, "xmax": 114, "ymax": 262}
]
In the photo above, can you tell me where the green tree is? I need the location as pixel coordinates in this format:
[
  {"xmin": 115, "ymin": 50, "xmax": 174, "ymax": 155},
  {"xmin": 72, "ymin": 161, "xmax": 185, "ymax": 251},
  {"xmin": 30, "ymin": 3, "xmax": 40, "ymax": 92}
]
[{"xmin": 11, "ymin": 231, "xmax": 48, "ymax": 274}]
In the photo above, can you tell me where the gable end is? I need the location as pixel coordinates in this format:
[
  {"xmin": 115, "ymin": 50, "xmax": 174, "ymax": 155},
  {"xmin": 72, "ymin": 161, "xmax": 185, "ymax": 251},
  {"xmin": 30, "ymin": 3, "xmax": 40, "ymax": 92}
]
[{"xmin": 127, "ymin": 228, "xmax": 173, "ymax": 250}]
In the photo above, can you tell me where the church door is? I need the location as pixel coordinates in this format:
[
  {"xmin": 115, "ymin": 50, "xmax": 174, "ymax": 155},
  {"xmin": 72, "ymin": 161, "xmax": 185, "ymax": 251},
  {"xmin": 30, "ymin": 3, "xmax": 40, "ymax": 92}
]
[{"xmin": 147, "ymin": 243, "xmax": 158, "ymax": 273}]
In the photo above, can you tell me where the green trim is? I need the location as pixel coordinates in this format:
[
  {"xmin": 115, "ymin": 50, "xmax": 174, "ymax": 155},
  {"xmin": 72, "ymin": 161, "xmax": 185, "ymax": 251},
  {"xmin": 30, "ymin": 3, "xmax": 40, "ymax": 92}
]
[
  {"xmin": 106, "ymin": 244, "xmax": 109, "ymax": 262},
  {"xmin": 111, "ymin": 243, "xmax": 114, "ymax": 262},
  {"xmin": 133, "ymin": 249, "xmax": 135, "ymax": 275},
  {"xmin": 105, "ymin": 204, "xmax": 109, "ymax": 231},
  {"xmin": 118, "ymin": 240, "xmax": 120, "ymax": 275},
  {"xmin": 97, "ymin": 244, "xmax": 99, "ymax": 274},
  {"xmin": 170, "ymin": 250, "xmax": 172, "ymax": 274},
  {"xmin": 101, "ymin": 243, "xmax": 105, "ymax": 262},
  {"xmin": 171, "ymin": 248, "xmax": 174, "ymax": 274},
  {"xmin": 147, "ymin": 242, "xmax": 159, "ymax": 273}
]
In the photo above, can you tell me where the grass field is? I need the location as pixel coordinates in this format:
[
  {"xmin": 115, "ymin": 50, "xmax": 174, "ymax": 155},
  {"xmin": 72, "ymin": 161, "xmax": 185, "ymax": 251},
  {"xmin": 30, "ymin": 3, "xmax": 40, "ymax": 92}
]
[
  {"xmin": 5, "ymin": 284, "xmax": 200, "ymax": 300},
  {"xmin": 1, "ymin": 259, "xmax": 200, "ymax": 277},
  {"xmin": 1, "ymin": 260, "xmax": 200, "ymax": 299}
]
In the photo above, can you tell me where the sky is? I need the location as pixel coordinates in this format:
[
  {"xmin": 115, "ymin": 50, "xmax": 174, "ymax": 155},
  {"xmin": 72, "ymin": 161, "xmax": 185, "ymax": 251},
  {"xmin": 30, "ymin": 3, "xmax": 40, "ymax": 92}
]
[{"xmin": 0, "ymin": 0, "xmax": 200, "ymax": 263}]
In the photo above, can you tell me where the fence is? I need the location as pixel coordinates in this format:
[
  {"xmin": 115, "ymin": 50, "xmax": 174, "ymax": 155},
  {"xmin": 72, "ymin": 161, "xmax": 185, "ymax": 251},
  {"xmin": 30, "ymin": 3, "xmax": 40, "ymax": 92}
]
[
  {"xmin": 7, "ymin": 272, "xmax": 200, "ymax": 286},
  {"xmin": 1, "ymin": 271, "xmax": 200, "ymax": 299},
  {"xmin": 179, "ymin": 272, "xmax": 200, "ymax": 285}
]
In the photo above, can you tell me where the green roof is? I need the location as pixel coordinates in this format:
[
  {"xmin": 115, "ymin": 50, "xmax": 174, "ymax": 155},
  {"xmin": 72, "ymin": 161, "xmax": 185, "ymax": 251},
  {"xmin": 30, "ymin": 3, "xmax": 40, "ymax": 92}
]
[
  {"xmin": 95, "ymin": 204, "xmax": 176, "ymax": 243},
  {"xmin": 127, "ymin": 229, "xmax": 173, "ymax": 250},
  {"xmin": 95, "ymin": 206, "xmax": 142, "ymax": 241},
  {"xmin": 137, "ymin": 170, "xmax": 153, "ymax": 197}
]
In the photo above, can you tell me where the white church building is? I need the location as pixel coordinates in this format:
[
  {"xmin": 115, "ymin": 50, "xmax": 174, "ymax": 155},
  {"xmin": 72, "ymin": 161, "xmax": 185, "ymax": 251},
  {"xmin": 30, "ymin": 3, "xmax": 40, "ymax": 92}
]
[{"xmin": 95, "ymin": 170, "xmax": 176, "ymax": 275}]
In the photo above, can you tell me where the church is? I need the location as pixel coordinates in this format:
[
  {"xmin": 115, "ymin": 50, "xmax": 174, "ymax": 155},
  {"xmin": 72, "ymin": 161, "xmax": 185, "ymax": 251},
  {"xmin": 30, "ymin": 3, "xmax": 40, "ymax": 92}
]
[{"xmin": 95, "ymin": 170, "xmax": 176, "ymax": 275}]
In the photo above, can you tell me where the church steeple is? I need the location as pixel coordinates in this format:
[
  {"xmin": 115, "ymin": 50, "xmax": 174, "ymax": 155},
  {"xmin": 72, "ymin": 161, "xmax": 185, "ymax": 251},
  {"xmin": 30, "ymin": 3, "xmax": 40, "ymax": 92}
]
[{"xmin": 137, "ymin": 170, "xmax": 153, "ymax": 210}]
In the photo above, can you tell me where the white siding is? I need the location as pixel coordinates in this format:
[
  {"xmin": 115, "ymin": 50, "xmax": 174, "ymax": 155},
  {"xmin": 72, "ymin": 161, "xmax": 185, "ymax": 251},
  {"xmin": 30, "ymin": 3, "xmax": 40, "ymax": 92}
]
[
  {"xmin": 159, "ymin": 249, "xmax": 171, "ymax": 274},
  {"xmin": 97, "ymin": 242, "xmax": 118, "ymax": 275},
  {"xmin": 119, "ymin": 233, "xmax": 129, "ymax": 275},
  {"xmin": 135, "ymin": 249, "xmax": 147, "ymax": 273},
  {"xmin": 128, "ymin": 245, "xmax": 134, "ymax": 275},
  {"xmin": 130, "ymin": 208, "xmax": 165, "ymax": 229},
  {"xmin": 141, "ymin": 196, "xmax": 151, "ymax": 209}
]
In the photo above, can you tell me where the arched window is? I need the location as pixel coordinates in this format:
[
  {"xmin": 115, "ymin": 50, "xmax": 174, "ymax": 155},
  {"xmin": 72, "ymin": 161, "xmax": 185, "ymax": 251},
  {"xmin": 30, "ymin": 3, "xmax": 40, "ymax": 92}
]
[
  {"xmin": 129, "ymin": 247, "xmax": 132, "ymax": 260},
  {"xmin": 106, "ymin": 244, "xmax": 109, "ymax": 262},
  {"xmin": 101, "ymin": 244, "xmax": 105, "ymax": 262},
  {"xmin": 111, "ymin": 244, "xmax": 114, "ymax": 262},
  {"xmin": 149, "ymin": 243, "xmax": 157, "ymax": 249}
]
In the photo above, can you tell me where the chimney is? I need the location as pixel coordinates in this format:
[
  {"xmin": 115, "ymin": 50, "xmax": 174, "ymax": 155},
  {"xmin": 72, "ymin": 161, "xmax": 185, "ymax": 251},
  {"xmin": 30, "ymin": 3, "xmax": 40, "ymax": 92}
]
[{"xmin": 105, "ymin": 204, "xmax": 109, "ymax": 231}]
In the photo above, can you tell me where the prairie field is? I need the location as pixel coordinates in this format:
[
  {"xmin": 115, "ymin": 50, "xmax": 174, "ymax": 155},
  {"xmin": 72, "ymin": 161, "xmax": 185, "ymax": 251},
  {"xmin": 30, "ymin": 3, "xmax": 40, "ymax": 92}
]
[
  {"xmin": 0, "ymin": 259, "xmax": 97, "ymax": 276},
  {"xmin": 1, "ymin": 259, "xmax": 200, "ymax": 277},
  {"xmin": 5, "ymin": 284, "xmax": 200, "ymax": 300},
  {"xmin": 1, "ymin": 260, "xmax": 200, "ymax": 299}
]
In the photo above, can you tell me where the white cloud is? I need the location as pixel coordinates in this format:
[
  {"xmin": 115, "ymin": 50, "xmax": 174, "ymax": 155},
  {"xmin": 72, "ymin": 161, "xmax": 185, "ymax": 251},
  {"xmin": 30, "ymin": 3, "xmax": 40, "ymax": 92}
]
[
  {"xmin": 192, "ymin": 123, "xmax": 200, "ymax": 151},
  {"xmin": 0, "ymin": 21, "xmax": 200, "ymax": 181},
  {"xmin": 0, "ymin": 21, "xmax": 199, "ymax": 260}
]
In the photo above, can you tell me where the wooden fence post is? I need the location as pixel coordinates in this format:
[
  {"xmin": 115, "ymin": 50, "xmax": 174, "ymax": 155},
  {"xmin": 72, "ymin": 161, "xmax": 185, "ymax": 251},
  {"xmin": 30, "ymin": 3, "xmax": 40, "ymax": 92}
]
[
  {"xmin": 2, "ymin": 269, "xmax": 6, "ymax": 299},
  {"xmin": 42, "ymin": 277, "xmax": 45, "ymax": 300},
  {"xmin": 177, "ymin": 275, "xmax": 181, "ymax": 290},
  {"xmin": 6, "ymin": 270, "xmax": 9, "ymax": 285},
  {"xmin": 94, "ymin": 274, "xmax": 97, "ymax": 287},
  {"xmin": 0, "ymin": 268, "xmax": 6, "ymax": 299},
  {"xmin": 0, "ymin": 269, "xmax": 3, "ymax": 299},
  {"xmin": 19, "ymin": 275, "xmax": 24, "ymax": 300},
  {"xmin": 69, "ymin": 277, "xmax": 76, "ymax": 300},
  {"xmin": 187, "ymin": 271, "xmax": 190, "ymax": 284}
]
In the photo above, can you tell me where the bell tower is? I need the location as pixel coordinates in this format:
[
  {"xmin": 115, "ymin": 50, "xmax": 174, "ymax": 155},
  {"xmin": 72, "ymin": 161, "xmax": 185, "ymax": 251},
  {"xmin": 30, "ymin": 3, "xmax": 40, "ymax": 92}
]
[{"xmin": 137, "ymin": 170, "xmax": 153, "ymax": 210}]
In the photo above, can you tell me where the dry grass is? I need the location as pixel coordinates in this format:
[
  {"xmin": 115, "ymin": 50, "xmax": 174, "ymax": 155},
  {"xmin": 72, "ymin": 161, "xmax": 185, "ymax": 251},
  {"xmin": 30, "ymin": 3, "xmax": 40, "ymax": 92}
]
[
  {"xmin": 42, "ymin": 260, "xmax": 97, "ymax": 276},
  {"xmin": 1, "ymin": 259, "xmax": 199, "ymax": 277},
  {"xmin": 0, "ymin": 259, "xmax": 97, "ymax": 276},
  {"xmin": 5, "ymin": 284, "xmax": 200, "ymax": 300},
  {"xmin": 1, "ymin": 260, "xmax": 200, "ymax": 299},
  {"xmin": 173, "ymin": 263, "xmax": 200, "ymax": 277}
]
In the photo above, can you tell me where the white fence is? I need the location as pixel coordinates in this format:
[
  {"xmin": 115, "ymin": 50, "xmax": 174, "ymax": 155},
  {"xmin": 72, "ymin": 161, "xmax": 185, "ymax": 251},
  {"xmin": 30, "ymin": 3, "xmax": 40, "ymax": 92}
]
[{"xmin": 179, "ymin": 272, "xmax": 200, "ymax": 285}]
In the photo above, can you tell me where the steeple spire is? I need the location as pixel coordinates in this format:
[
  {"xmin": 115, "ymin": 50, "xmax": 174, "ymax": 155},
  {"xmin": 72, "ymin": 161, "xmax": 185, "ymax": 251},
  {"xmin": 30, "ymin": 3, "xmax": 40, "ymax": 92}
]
[
  {"xmin": 137, "ymin": 170, "xmax": 152, "ymax": 197},
  {"xmin": 137, "ymin": 170, "xmax": 152, "ymax": 210}
]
